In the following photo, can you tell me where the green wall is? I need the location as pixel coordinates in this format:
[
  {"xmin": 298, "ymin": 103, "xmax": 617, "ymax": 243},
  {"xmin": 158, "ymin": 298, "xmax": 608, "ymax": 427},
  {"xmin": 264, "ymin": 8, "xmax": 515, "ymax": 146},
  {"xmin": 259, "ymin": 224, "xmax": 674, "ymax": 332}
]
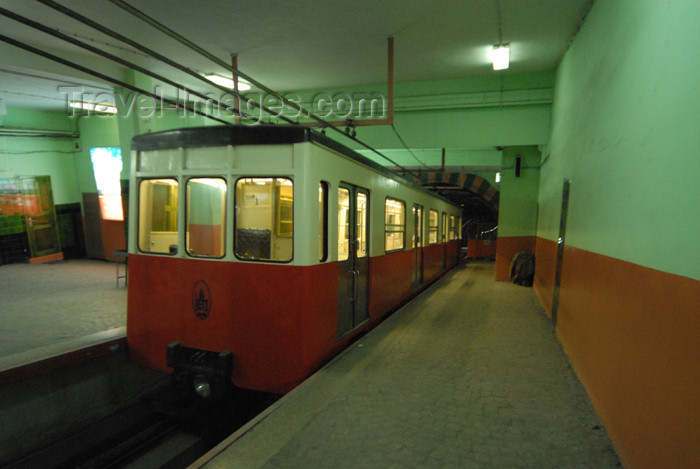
[
  {"xmin": 498, "ymin": 146, "xmax": 540, "ymax": 238},
  {"xmin": 73, "ymin": 115, "xmax": 121, "ymax": 195},
  {"xmin": 0, "ymin": 106, "xmax": 73, "ymax": 130},
  {"xmin": 539, "ymin": 0, "xmax": 700, "ymax": 281},
  {"xmin": 0, "ymin": 107, "xmax": 80, "ymax": 205},
  {"xmin": 537, "ymin": 3, "xmax": 700, "ymax": 466},
  {"xmin": 0, "ymin": 106, "xmax": 123, "ymax": 205},
  {"xmin": 353, "ymin": 104, "xmax": 551, "ymax": 151},
  {"xmin": 355, "ymin": 147, "xmax": 502, "ymax": 169}
]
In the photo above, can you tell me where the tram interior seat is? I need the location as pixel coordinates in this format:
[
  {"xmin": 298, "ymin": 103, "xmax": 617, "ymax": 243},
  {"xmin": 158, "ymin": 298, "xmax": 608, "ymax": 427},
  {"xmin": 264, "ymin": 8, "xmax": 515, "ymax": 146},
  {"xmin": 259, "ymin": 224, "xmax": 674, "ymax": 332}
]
[{"xmin": 236, "ymin": 228, "xmax": 271, "ymax": 259}]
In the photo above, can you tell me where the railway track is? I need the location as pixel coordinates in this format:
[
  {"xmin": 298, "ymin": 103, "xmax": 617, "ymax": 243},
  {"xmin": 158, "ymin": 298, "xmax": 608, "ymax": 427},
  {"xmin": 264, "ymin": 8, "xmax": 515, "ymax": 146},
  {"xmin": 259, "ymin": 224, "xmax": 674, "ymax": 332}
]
[{"xmin": 6, "ymin": 385, "xmax": 279, "ymax": 469}]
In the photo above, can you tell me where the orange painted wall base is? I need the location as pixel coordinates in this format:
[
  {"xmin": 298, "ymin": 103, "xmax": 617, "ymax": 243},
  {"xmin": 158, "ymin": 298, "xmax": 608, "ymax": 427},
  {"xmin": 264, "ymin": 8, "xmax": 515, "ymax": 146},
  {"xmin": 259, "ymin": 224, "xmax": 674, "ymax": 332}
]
[
  {"xmin": 533, "ymin": 237, "xmax": 557, "ymax": 315},
  {"xmin": 466, "ymin": 239, "xmax": 497, "ymax": 259},
  {"xmin": 29, "ymin": 252, "xmax": 64, "ymax": 264},
  {"xmin": 534, "ymin": 237, "xmax": 700, "ymax": 468},
  {"xmin": 100, "ymin": 220, "xmax": 126, "ymax": 262},
  {"xmin": 494, "ymin": 235, "xmax": 536, "ymax": 281}
]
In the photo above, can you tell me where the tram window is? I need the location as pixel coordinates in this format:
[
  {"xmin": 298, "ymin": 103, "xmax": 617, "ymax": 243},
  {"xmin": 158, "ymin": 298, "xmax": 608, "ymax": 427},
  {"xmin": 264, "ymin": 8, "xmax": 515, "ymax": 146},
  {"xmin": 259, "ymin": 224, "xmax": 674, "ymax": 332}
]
[
  {"xmin": 138, "ymin": 179, "xmax": 179, "ymax": 254},
  {"xmin": 428, "ymin": 209, "xmax": 438, "ymax": 244},
  {"xmin": 449, "ymin": 215, "xmax": 456, "ymax": 240},
  {"xmin": 338, "ymin": 187, "xmax": 350, "ymax": 261},
  {"xmin": 186, "ymin": 178, "xmax": 226, "ymax": 258},
  {"xmin": 234, "ymin": 177, "xmax": 293, "ymax": 261},
  {"xmin": 384, "ymin": 198, "xmax": 405, "ymax": 252},
  {"xmin": 319, "ymin": 182, "xmax": 328, "ymax": 262},
  {"xmin": 356, "ymin": 192, "xmax": 368, "ymax": 258}
]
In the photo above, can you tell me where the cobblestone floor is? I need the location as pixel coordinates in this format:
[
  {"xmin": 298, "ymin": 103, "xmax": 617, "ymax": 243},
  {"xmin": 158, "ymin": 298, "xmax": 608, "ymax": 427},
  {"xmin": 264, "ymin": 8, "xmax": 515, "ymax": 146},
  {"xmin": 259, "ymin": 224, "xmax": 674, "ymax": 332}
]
[
  {"xmin": 204, "ymin": 260, "xmax": 620, "ymax": 469},
  {"xmin": 0, "ymin": 259, "xmax": 126, "ymax": 362}
]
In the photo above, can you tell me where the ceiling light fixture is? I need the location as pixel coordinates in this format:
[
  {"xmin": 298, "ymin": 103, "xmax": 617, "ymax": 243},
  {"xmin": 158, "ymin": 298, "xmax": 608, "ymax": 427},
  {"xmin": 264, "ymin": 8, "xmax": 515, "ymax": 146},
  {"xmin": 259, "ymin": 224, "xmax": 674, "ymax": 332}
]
[
  {"xmin": 492, "ymin": 0, "xmax": 509, "ymax": 71},
  {"xmin": 492, "ymin": 44, "xmax": 510, "ymax": 70},
  {"xmin": 205, "ymin": 74, "xmax": 251, "ymax": 91}
]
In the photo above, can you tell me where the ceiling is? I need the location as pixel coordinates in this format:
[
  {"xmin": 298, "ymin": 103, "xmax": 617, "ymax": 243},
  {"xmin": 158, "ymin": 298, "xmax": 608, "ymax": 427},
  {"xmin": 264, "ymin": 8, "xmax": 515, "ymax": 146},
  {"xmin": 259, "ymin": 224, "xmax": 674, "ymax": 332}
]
[{"xmin": 0, "ymin": 0, "xmax": 593, "ymax": 112}]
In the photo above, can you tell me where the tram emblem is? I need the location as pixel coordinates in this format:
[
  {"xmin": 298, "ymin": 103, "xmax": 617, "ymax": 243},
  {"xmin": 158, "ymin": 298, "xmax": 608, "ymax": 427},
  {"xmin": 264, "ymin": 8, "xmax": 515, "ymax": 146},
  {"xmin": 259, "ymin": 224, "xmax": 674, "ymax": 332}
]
[{"xmin": 192, "ymin": 280, "xmax": 212, "ymax": 320}]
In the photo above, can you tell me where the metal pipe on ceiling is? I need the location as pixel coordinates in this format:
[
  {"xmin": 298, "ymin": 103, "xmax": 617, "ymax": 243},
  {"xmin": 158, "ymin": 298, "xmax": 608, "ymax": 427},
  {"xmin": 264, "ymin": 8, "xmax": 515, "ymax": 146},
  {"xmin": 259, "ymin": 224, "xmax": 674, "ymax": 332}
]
[
  {"xmin": 231, "ymin": 54, "xmax": 241, "ymax": 125},
  {"xmin": 106, "ymin": 0, "xmax": 317, "ymax": 126},
  {"xmin": 0, "ymin": 127, "xmax": 78, "ymax": 138},
  {"xmin": 387, "ymin": 35, "xmax": 395, "ymax": 123},
  {"xmin": 35, "ymin": 0, "xmax": 289, "ymax": 126},
  {"xmin": 0, "ymin": 6, "xmax": 250, "ymax": 123},
  {"xmin": 0, "ymin": 33, "xmax": 231, "ymax": 126}
]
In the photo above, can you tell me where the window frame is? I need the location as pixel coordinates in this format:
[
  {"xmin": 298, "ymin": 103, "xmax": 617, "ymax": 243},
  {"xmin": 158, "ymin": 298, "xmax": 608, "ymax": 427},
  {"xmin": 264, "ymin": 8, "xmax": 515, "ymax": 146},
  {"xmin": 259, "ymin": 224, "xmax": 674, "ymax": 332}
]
[
  {"xmin": 355, "ymin": 189, "xmax": 369, "ymax": 259},
  {"xmin": 337, "ymin": 186, "xmax": 350, "ymax": 262},
  {"xmin": 137, "ymin": 177, "xmax": 180, "ymax": 256},
  {"xmin": 319, "ymin": 181, "xmax": 329, "ymax": 262},
  {"xmin": 184, "ymin": 176, "xmax": 227, "ymax": 259},
  {"xmin": 449, "ymin": 214, "xmax": 457, "ymax": 241},
  {"xmin": 384, "ymin": 196, "xmax": 406, "ymax": 253},
  {"xmin": 428, "ymin": 209, "xmax": 439, "ymax": 245},
  {"xmin": 233, "ymin": 176, "xmax": 294, "ymax": 263}
]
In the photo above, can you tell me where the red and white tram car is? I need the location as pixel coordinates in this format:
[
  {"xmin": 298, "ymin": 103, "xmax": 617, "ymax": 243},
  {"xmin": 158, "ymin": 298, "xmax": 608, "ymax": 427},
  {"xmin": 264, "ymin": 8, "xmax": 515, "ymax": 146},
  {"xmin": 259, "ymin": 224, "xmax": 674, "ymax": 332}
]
[{"xmin": 127, "ymin": 125, "xmax": 461, "ymax": 396}]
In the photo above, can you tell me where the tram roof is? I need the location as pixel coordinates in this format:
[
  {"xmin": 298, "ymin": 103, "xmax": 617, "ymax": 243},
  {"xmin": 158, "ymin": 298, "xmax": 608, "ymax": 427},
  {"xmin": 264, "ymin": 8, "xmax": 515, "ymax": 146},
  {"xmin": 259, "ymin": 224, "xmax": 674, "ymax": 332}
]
[{"xmin": 131, "ymin": 125, "xmax": 460, "ymax": 208}]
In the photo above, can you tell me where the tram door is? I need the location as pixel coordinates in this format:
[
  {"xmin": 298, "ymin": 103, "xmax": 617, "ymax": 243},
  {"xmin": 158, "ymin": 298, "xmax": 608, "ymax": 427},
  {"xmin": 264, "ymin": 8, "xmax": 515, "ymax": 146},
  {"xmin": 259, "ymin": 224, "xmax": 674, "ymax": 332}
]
[
  {"xmin": 337, "ymin": 184, "xmax": 369, "ymax": 337},
  {"xmin": 412, "ymin": 204, "xmax": 423, "ymax": 288}
]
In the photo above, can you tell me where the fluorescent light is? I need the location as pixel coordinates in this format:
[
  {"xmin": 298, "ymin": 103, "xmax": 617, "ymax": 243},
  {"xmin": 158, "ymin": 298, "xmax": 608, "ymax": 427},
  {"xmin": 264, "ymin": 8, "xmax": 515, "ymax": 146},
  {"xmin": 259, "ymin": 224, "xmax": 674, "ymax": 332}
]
[
  {"xmin": 491, "ymin": 44, "xmax": 510, "ymax": 70},
  {"xmin": 205, "ymin": 74, "xmax": 251, "ymax": 91},
  {"xmin": 251, "ymin": 178, "xmax": 273, "ymax": 185},
  {"xmin": 495, "ymin": 172, "xmax": 501, "ymax": 183},
  {"xmin": 154, "ymin": 179, "xmax": 178, "ymax": 186},
  {"xmin": 70, "ymin": 102, "xmax": 118, "ymax": 113},
  {"xmin": 192, "ymin": 178, "xmax": 227, "ymax": 190}
]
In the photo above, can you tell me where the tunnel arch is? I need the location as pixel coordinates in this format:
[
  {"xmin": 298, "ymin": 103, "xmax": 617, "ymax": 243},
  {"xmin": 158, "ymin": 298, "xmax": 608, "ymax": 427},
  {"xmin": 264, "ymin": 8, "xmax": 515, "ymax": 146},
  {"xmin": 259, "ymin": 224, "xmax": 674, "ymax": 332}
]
[{"xmin": 401, "ymin": 171, "xmax": 500, "ymax": 213}]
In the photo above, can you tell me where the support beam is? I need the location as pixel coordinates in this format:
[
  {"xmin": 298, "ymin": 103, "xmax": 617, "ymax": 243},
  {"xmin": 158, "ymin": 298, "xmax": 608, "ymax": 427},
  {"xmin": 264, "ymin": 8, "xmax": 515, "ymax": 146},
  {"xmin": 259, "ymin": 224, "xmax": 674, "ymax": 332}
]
[{"xmin": 231, "ymin": 54, "xmax": 241, "ymax": 125}]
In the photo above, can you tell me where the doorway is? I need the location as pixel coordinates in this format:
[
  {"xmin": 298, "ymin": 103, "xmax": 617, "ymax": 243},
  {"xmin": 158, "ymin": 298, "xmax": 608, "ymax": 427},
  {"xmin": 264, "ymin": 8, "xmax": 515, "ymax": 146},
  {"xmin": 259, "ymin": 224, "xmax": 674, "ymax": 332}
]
[
  {"xmin": 412, "ymin": 204, "xmax": 424, "ymax": 288},
  {"xmin": 441, "ymin": 212, "xmax": 447, "ymax": 270},
  {"xmin": 551, "ymin": 179, "xmax": 571, "ymax": 325},
  {"xmin": 337, "ymin": 184, "xmax": 369, "ymax": 337},
  {"xmin": 19, "ymin": 176, "xmax": 62, "ymax": 259}
]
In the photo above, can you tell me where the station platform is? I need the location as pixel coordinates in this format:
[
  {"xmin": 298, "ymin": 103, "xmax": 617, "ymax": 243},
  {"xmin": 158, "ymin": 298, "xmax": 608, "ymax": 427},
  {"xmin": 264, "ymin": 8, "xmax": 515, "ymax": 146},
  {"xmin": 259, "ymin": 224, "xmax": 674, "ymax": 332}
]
[
  {"xmin": 196, "ymin": 260, "xmax": 620, "ymax": 468},
  {"xmin": 0, "ymin": 259, "xmax": 126, "ymax": 380}
]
